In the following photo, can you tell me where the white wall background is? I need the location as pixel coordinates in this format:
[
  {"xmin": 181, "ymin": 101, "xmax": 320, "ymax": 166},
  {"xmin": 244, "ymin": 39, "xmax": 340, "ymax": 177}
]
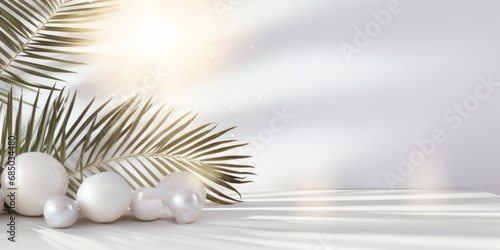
[{"xmin": 71, "ymin": 0, "xmax": 500, "ymax": 194}]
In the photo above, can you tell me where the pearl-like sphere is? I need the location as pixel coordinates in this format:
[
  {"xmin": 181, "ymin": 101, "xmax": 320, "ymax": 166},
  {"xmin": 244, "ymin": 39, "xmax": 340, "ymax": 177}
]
[
  {"xmin": 157, "ymin": 172, "xmax": 206, "ymax": 224},
  {"xmin": 1, "ymin": 152, "xmax": 69, "ymax": 216},
  {"xmin": 131, "ymin": 187, "xmax": 163, "ymax": 221},
  {"xmin": 44, "ymin": 196, "xmax": 79, "ymax": 228},
  {"xmin": 77, "ymin": 172, "xmax": 132, "ymax": 223}
]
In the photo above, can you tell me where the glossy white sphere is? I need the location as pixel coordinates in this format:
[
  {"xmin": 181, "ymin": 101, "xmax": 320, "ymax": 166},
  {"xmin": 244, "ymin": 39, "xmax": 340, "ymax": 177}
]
[
  {"xmin": 77, "ymin": 172, "xmax": 132, "ymax": 223},
  {"xmin": 157, "ymin": 172, "xmax": 206, "ymax": 224},
  {"xmin": 131, "ymin": 187, "xmax": 163, "ymax": 221},
  {"xmin": 1, "ymin": 152, "xmax": 69, "ymax": 216},
  {"xmin": 43, "ymin": 196, "xmax": 79, "ymax": 228}
]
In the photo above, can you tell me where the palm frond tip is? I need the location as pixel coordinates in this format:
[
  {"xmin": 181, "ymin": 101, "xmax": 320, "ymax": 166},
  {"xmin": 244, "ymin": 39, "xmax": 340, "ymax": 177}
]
[{"xmin": 0, "ymin": 0, "xmax": 117, "ymax": 99}]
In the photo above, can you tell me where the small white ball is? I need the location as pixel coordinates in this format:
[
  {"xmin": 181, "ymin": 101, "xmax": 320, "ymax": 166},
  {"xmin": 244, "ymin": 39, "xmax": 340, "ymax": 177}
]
[
  {"xmin": 157, "ymin": 172, "xmax": 206, "ymax": 224},
  {"xmin": 131, "ymin": 187, "xmax": 163, "ymax": 221},
  {"xmin": 1, "ymin": 152, "xmax": 69, "ymax": 216},
  {"xmin": 44, "ymin": 196, "xmax": 79, "ymax": 228},
  {"xmin": 77, "ymin": 172, "xmax": 132, "ymax": 223}
]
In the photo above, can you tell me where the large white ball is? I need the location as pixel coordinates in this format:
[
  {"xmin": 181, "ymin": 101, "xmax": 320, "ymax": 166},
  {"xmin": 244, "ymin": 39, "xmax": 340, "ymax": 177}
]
[
  {"xmin": 130, "ymin": 187, "xmax": 163, "ymax": 221},
  {"xmin": 157, "ymin": 172, "xmax": 206, "ymax": 224},
  {"xmin": 1, "ymin": 152, "xmax": 69, "ymax": 216},
  {"xmin": 44, "ymin": 196, "xmax": 79, "ymax": 228},
  {"xmin": 77, "ymin": 172, "xmax": 132, "ymax": 223}
]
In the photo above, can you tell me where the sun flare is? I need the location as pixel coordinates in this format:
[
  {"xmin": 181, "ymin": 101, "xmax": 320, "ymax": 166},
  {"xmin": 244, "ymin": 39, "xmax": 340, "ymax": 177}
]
[
  {"xmin": 94, "ymin": 0, "xmax": 237, "ymax": 92},
  {"xmin": 133, "ymin": 18, "xmax": 175, "ymax": 58}
]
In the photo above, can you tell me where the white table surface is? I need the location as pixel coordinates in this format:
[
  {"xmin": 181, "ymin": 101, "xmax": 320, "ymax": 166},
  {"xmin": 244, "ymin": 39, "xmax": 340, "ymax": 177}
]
[{"xmin": 1, "ymin": 190, "xmax": 500, "ymax": 250}]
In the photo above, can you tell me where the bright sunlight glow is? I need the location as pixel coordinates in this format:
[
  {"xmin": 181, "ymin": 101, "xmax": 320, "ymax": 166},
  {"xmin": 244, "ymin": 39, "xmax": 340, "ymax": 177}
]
[
  {"xmin": 101, "ymin": 1, "xmax": 181, "ymax": 63},
  {"xmin": 96, "ymin": 0, "xmax": 227, "ymax": 90},
  {"xmin": 133, "ymin": 18, "xmax": 174, "ymax": 58}
]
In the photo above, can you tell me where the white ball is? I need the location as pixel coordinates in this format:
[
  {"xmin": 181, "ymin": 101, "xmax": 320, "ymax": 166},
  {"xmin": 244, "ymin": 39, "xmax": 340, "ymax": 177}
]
[
  {"xmin": 157, "ymin": 172, "xmax": 206, "ymax": 224},
  {"xmin": 77, "ymin": 172, "xmax": 132, "ymax": 223},
  {"xmin": 1, "ymin": 152, "xmax": 69, "ymax": 216},
  {"xmin": 44, "ymin": 196, "xmax": 79, "ymax": 228},
  {"xmin": 131, "ymin": 187, "xmax": 163, "ymax": 221}
]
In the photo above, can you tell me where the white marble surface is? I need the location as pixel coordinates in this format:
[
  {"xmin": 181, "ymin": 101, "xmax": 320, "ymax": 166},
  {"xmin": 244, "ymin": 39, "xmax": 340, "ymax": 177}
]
[{"xmin": 1, "ymin": 190, "xmax": 500, "ymax": 250}]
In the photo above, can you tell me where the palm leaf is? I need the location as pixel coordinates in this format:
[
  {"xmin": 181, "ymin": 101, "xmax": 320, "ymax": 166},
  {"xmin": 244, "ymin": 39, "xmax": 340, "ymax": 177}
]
[
  {"xmin": 0, "ymin": 89, "xmax": 255, "ymax": 204},
  {"xmin": 0, "ymin": 0, "xmax": 117, "ymax": 102}
]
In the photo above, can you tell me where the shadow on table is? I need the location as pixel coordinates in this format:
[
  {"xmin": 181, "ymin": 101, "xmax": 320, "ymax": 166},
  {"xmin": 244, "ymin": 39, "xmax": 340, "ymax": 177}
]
[{"xmin": 18, "ymin": 190, "xmax": 500, "ymax": 250}]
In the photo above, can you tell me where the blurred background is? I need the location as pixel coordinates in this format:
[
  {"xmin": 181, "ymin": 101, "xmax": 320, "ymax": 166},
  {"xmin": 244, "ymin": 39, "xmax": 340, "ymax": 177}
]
[{"xmin": 67, "ymin": 0, "xmax": 500, "ymax": 194}]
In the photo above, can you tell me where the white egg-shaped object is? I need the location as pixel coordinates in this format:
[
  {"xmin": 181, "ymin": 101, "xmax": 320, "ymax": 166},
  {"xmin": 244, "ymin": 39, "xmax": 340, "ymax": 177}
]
[
  {"xmin": 131, "ymin": 187, "xmax": 163, "ymax": 221},
  {"xmin": 1, "ymin": 152, "xmax": 69, "ymax": 216},
  {"xmin": 44, "ymin": 196, "xmax": 79, "ymax": 228},
  {"xmin": 156, "ymin": 172, "xmax": 206, "ymax": 224},
  {"xmin": 77, "ymin": 172, "xmax": 132, "ymax": 223}
]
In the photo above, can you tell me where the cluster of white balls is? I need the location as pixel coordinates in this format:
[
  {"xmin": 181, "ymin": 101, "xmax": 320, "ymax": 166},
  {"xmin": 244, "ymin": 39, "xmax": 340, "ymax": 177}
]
[{"xmin": 1, "ymin": 152, "xmax": 206, "ymax": 228}]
